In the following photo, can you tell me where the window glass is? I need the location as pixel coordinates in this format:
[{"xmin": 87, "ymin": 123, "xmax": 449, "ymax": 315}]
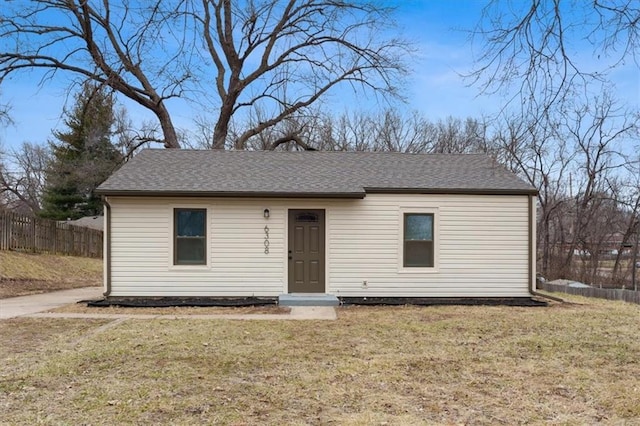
[
  {"xmin": 174, "ymin": 209, "xmax": 206, "ymax": 265},
  {"xmin": 295, "ymin": 213, "xmax": 319, "ymax": 223},
  {"xmin": 176, "ymin": 210, "xmax": 206, "ymax": 237},
  {"xmin": 405, "ymin": 214, "xmax": 433, "ymax": 241},
  {"xmin": 404, "ymin": 213, "xmax": 434, "ymax": 268},
  {"xmin": 176, "ymin": 238, "xmax": 206, "ymax": 264}
]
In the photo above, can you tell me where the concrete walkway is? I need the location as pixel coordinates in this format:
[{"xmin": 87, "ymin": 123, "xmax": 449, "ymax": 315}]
[
  {"xmin": 0, "ymin": 287, "xmax": 337, "ymax": 320},
  {"xmin": 0, "ymin": 286, "xmax": 103, "ymax": 320}
]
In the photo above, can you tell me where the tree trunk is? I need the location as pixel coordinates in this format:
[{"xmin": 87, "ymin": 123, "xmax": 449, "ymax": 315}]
[
  {"xmin": 157, "ymin": 106, "xmax": 180, "ymax": 149},
  {"xmin": 541, "ymin": 213, "xmax": 551, "ymax": 275},
  {"xmin": 211, "ymin": 100, "xmax": 235, "ymax": 150},
  {"xmin": 612, "ymin": 201, "xmax": 640, "ymax": 283}
]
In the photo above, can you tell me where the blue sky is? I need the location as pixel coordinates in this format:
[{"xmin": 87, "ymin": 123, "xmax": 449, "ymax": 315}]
[{"xmin": 1, "ymin": 1, "xmax": 638, "ymax": 150}]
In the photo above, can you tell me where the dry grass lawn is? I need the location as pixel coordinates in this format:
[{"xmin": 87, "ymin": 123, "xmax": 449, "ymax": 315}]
[
  {"xmin": 1, "ymin": 294, "xmax": 639, "ymax": 425},
  {"xmin": 49, "ymin": 304, "xmax": 291, "ymax": 315},
  {"xmin": 0, "ymin": 251, "xmax": 102, "ymax": 298}
]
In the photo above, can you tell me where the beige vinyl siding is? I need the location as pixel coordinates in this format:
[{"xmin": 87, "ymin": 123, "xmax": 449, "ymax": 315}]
[
  {"xmin": 327, "ymin": 194, "xmax": 530, "ymax": 297},
  {"xmin": 107, "ymin": 194, "xmax": 530, "ymax": 297},
  {"xmin": 109, "ymin": 197, "xmax": 286, "ymax": 296}
]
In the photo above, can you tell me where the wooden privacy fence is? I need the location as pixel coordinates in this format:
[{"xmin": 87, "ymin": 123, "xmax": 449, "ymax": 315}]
[
  {"xmin": 0, "ymin": 212, "xmax": 103, "ymax": 258},
  {"xmin": 539, "ymin": 281, "xmax": 640, "ymax": 305}
]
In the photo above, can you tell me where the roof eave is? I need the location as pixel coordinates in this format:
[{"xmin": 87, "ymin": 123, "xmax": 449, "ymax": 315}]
[
  {"xmin": 95, "ymin": 187, "xmax": 538, "ymax": 198},
  {"xmin": 95, "ymin": 189, "xmax": 367, "ymax": 199},
  {"xmin": 364, "ymin": 187, "xmax": 539, "ymax": 196}
]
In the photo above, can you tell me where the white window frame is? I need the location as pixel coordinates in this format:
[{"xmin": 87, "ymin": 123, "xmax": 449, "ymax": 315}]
[
  {"xmin": 398, "ymin": 207, "xmax": 439, "ymax": 273},
  {"xmin": 169, "ymin": 205, "xmax": 211, "ymax": 270}
]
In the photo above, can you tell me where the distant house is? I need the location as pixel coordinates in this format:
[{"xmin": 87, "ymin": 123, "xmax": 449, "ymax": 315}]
[
  {"xmin": 95, "ymin": 149, "xmax": 538, "ymax": 302},
  {"xmin": 62, "ymin": 216, "xmax": 104, "ymax": 231},
  {"xmin": 570, "ymin": 232, "xmax": 628, "ymax": 257}
]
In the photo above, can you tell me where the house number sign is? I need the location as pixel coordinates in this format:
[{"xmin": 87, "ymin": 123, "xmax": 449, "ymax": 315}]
[{"xmin": 264, "ymin": 225, "xmax": 270, "ymax": 254}]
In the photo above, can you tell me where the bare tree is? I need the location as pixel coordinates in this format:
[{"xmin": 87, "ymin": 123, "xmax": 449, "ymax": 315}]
[
  {"xmin": 610, "ymin": 157, "xmax": 640, "ymax": 285},
  {"xmin": 112, "ymin": 107, "xmax": 164, "ymax": 160},
  {"xmin": 470, "ymin": 1, "xmax": 640, "ymax": 287},
  {"xmin": 491, "ymin": 113, "xmax": 574, "ymax": 277},
  {"xmin": 0, "ymin": 142, "xmax": 50, "ymax": 214},
  {"xmin": 428, "ymin": 117, "xmax": 490, "ymax": 154},
  {"xmin": 0, "ymin": 91, "xmax": 10, "ymax": 128},
  {"xmin": 492, "ymin": 94, "xmax": 639, "ymax": 284},
  {"xmin": 233, "ymin": 108, "xmax": 493, "ymax": 155},
  {"xmin": 1, "ymin": 1, "xmax": 410, "ymax": 150},
  {"xmin": 196, "ymin": 0, "xmax": 410, "ymax": 149},
  {"xmin": 330, "ymin": 111, "xmax": 378, "ymax": 151},
  {"xmin": 561, "ymin": 96, "xmax": 639, "ymax": 283},
  {"xmin": 469, "ymin": 0, "xmax": 640, "ymax": 118},
  {"xmin": 0, "ymin": 1, "xmax": 198, "ymax": 148}
]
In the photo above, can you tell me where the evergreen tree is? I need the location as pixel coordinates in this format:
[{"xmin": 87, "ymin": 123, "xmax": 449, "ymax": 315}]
[{"xmin": 40, "ymin": 83, "xmax": 122, "ymax": 220}]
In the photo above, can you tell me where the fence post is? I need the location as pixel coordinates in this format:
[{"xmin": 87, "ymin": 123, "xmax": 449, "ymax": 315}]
[{"xmin": 0, "ymin": 212, "xmax": 6, "ymax": 250}]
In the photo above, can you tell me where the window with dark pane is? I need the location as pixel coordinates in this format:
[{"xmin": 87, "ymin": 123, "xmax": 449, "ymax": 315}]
[
  {"xmin": 403, "ymin": 213, "xmax": 434, "ymax": 267},
  {"xmin": 295, "ymin": 213, "xmax": 319, "ymax": 222},
  {"xmin": 174, "ymin": 208, "xmax": 206, "ymax": 265}
]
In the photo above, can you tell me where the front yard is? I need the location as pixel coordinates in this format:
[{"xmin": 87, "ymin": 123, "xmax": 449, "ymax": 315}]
[
  {"xmin": 1, "ymin": 295, "xmax": 639, "ymax": 424},
  {"xmin": 0, "ymin": 251, "xmax": 102, "ymax": 298}
]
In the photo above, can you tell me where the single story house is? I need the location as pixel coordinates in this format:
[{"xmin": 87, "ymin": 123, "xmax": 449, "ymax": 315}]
[{"xmin": 95, "ymin": 149, "xmax": 538, "ymax": 303}]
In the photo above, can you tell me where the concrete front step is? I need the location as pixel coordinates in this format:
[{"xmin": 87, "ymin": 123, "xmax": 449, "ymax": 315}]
[{"xmin": 278, "ymin": 293, "xmax": 339, "ymax": 307}]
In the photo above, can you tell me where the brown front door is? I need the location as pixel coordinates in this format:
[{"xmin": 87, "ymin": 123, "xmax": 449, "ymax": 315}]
[{"xmin": 288, "ymin": 209, "xmax": 325, "ymax": 293}]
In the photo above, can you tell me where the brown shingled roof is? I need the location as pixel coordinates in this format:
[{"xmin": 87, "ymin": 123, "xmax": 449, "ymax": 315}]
[{"xmin": 95, "ymin": 149, "xmax": 536, "ymax": 197}]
